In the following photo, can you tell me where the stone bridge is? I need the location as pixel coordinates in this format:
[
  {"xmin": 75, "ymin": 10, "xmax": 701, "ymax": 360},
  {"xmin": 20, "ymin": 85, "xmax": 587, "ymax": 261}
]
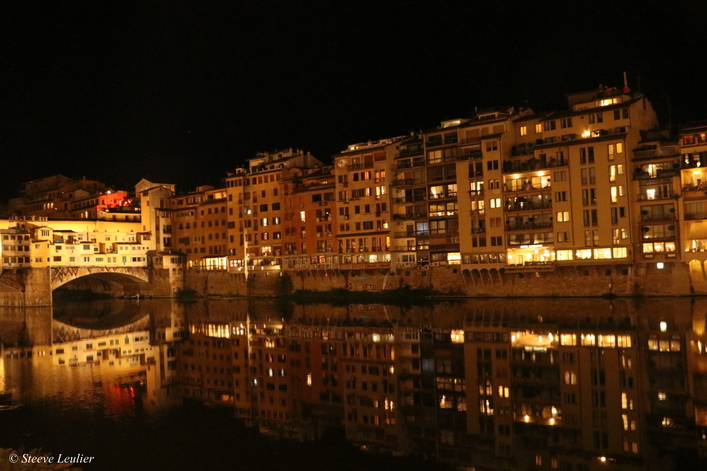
[{"xmin": 50, "ymin": 266, "xmax": 150, "ymax": 291}]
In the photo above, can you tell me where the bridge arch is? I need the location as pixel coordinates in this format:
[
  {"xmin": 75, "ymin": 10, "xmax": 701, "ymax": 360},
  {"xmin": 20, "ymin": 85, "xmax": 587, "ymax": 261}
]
[{"xmin": 50, "ymin": 266, "xmax": 150, "ymax": 291}]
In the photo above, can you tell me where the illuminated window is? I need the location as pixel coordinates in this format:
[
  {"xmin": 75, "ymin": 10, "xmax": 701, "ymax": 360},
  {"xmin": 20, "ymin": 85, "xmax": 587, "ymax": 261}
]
[
  {"xmin": 581, "ymin": 333, "xmax": 596, "ymax": 346},
  {"xmin": 575, "ymin": 249, "xmax": 592, "ymax": 260},
  {"xmin": 556, "ymin": 250, "xmax": 574, "ymax": 261},
  {"xmin": 597, "ymin": 334, "xmax": 615, "ymax": 348},
  {"xmin": 560, "ymin": 334, "xmax": 577, "ymax": 346},
  {"xmin": 617, "ymin": 335, "xmax": 631, "ymax": 347},
  {"xmin": 593, "ymin": 248, "xmax": 612, "ymax": 259},
  {"xmin": 564, "ymin": 371, "xmax": 577, "ymax": 385},
  {"xmin": 535, "ymin": 123, "xmax": 543, "ymax": 134},
  {"xmin": 520, "ymin": 126, "xmax": 527, "ymax": 136}
]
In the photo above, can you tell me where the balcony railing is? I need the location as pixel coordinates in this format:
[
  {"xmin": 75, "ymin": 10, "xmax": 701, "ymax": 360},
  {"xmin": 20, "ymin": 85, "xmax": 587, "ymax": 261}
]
[
  {"xmin": 685, "ymin": 212, "xmax": 707, "ymax": 221},
  {"xmin": 391, "ymin": 178, "xmax": 417, "ymax": 187},
  {"xmin": 397, "ymin": 147, "xmax": 424, "ymax": 158},
  {"xmin": 394, "ymin": 196, "xmax": 426, "ymax": 204},
  {"xmin": 506, "ymin": 221, "xmax": 553, "ymax": 231},
  {"xmin": 428, "ymin": 192, "xmax": 457, "ymax": 200},
  {"xmin": 393, "ymin": 232, "xmax": 417, "ymax": 238},
  {"xmin": 634, "ymin": 169, "xmax": 680, "ymax": 180},
  {"xmin": 505, "ymin": 201, "xmax": 552, "ymax": 212},
  {"xmin": 503, "ymin": 158, "xmax": 567, "ymax": 174},
  {"xmin": 347, "ymin": 162, "xmax": 374, "ymax": 171},
  {"xmin": 393, "ymin": 213, "xmax": 427, "ymax": 221},
  {"xmin": 637, "ymin": 193, "xmax": 676, "ymax": 201},
  {"xmin": 504, "ymin": 261, "xmax": 555, "ymax": 272},
  {"xmin": 633, "ymin": 146, "xmax": 680, "ymax": 161},
  {"xmin": 426, "ymin": 137, "xmax": 458, "ymax": 147}
]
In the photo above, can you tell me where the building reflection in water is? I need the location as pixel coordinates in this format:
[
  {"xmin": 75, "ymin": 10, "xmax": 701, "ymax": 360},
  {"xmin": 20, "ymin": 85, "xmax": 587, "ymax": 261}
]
[{"xmin": 2, "ymin": 298, "xmax": 707, "ymax": 470}]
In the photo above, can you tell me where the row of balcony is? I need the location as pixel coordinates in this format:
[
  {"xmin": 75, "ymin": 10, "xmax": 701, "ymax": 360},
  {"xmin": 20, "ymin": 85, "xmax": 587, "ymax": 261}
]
[{"xmin": 503, "ymin": 158, "xmax": 567, "ymax": 174}]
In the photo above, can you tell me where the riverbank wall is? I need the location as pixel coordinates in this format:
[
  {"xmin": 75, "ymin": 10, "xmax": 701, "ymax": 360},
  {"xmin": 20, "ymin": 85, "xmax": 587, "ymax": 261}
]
[{"xmin": 183, "ymin": 262, "xmax": 701, "ymax": 298}]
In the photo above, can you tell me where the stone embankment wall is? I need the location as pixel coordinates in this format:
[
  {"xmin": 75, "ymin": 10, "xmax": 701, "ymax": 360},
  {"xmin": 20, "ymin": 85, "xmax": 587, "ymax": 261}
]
[
  {"xmin": 183, "ymin": 262, "xmax": 698, "ymax": 298},
  {"xmin": 0, "ymin": 263, "xmax": 700, "ymax": 307}
]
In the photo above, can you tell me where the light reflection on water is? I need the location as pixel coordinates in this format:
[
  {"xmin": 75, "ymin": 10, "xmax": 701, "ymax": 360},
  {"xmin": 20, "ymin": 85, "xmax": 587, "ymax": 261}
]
[{"xmin": 1, "ymin": 297, "xmax": 707, "ymax": 470}]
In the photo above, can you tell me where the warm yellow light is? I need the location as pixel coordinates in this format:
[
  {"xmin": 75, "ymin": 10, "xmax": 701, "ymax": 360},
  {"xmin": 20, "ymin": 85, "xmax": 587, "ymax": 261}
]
[
  {"xmin": 660, "ymin": 321, "xmax": 667, "ymax": 332},
  {"xmin": 513, "ymin": 174, "xmax": 520, "ymax": 180},
  {"xmin": 537, "ymin": 171, "xmax": 545, "ymax": 177},
  {"xmin": 524, "ymin": 415, "xmax": 530, "ymax": 422},
  {"xmin": 549, "ymin": 418, "xmax": 555, "ymax": 425},
  {"xmin": 582, "ymin": 130, "xmax": 591, "ymax": 138}
]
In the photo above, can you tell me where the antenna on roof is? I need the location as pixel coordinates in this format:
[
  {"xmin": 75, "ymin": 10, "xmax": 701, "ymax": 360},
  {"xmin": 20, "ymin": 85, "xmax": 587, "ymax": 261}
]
[{"xmin": 622, "ymin": 71, "xmax": 631, "ymax": 94}]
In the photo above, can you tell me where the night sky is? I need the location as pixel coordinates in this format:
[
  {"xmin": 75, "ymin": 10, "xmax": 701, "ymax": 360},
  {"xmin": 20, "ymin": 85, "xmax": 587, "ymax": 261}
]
[{"xmin": 1, "ymin": 1, "xmax": 706, "ymax": 202}]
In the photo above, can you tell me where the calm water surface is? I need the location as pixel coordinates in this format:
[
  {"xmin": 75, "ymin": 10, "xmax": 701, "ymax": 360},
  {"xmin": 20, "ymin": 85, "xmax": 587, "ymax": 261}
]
[{"xmin": 1, "ymin": 297, "xmax": 707, "ymax": 470}]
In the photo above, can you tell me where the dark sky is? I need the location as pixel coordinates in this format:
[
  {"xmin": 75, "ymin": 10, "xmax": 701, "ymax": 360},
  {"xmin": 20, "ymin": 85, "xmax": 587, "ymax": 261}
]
[{"xmin": 1, "ymin": 1, "xmax": 706, "ymax": 202}]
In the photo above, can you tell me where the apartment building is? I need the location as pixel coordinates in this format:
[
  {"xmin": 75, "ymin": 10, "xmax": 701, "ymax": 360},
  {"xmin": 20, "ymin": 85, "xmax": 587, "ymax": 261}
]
[
  {"xmin": 334, "ymin": 139, "xmax": 397, "ymax": 269},
  {"xmin": 679, "ymin": 121, "xmax": 707, "ymax": 262},
  {"xmin": 9, "ymin": 175, "xmax": 138, "ymax": 221},
  {"xmin": 282, "ymin": 167, "xmax": 337, "ymax": 270},
  {"xmin": 225, "ymin": 149, "xmax": 323, "ymax": 273},
  {"xmin": 0, "ymin": 218, "xmax": 146, "ymax": 270},
  {"xmin": 168, "ymin": 185, "xmax": 228, "ymax": 269}
]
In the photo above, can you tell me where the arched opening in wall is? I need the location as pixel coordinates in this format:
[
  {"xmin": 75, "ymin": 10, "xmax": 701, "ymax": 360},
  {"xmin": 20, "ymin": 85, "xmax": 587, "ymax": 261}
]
[
  {"xmin": 490, "ymin": 268, "xmax": 502, "ymax": 285},
  {"xmin": 53, "ymin": 273, "xmax": 151, "ymax": 302},
  {"xmin": 686, "ymin": 259, "xmax": 707, "ymax": 280},
  {"xmin": 480, "ymin": 268, "xmax": 490, "ymax": 284},
  {"xmin": 470, "ymin": 269, "xmax": 480, "ymax": 283}
]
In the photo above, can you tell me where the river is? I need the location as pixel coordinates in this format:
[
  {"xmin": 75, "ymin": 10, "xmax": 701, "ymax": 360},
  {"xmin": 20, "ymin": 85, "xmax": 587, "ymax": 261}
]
[{"xmin": 1, "ymin": 297, "xmax": 707, "ymax": 470}]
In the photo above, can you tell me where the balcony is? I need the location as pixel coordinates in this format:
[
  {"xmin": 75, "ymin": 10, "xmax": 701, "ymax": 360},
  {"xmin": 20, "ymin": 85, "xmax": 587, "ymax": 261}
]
[
  {"xmin": 391, "ymin": 178, "xmax": 417, "ymax": 187},
  {"xmin": 397, "ymin": 147, "xmax": 424, "ymax": 158},
  {"xmin": 504, "ymin": 261, "xmax": 555, "ymax": 273},
  {"xmin": 504, "ymin": 182, "xmax": 552, "ymax": 193},
  {"xmin": 503, "ymin": 158, "xmax": 567, "ymax": 174},
  {"xmin": 685, "ymin": 212, "xmax": 707, "ymax": 221},
  {"xmin": 459, "ymin": 149, "xmax": 483, "ymax": 160},
  {"xmin": 506, "ymin": 221, "xmax": 553, "ymax": 231},
  {"xmin": 429, "ymin": 229, "xmax": 459, "ymax": 236},
  {"xmin": 393, "ymin": 195, "xmax": 426, "ymax": 204},
  {"xmin": 505, "ymin": 200, "xmax": 552, "ymax": 212},
  {"xmin": 683, "ymin": 187, "xmax": 707, "ymax": 201},
  {"xmin": 390, "ymin": 245, "xmax": 418, "ymax": 252},
  {"xmin": 638, "ymin": 193, "xmax": 676, "ymax": 202},
  {"xmin": 426, "ymin": 136, "xmax": 458, "ymax": 147},
  {"xmin": 640, "ymin": 213, "xmax": 675, "ymax": 222},
  {"xmin": 633, "ymin": 145, "xmax": 680, "ymax": 161},
  {"xmin": 347, "ymin": 162, "xmax": 374, "ymax": 171},
  {"xmin": 428, "ymin": 192, "xmax": 457, "ymax": 200},
  {"xmin": 634, "ymin": 168, "xmax": 680, "ymax": 180},
  {"xmin": 393, "ymin": 212, "xmax": 427, "ymax": 221}
]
